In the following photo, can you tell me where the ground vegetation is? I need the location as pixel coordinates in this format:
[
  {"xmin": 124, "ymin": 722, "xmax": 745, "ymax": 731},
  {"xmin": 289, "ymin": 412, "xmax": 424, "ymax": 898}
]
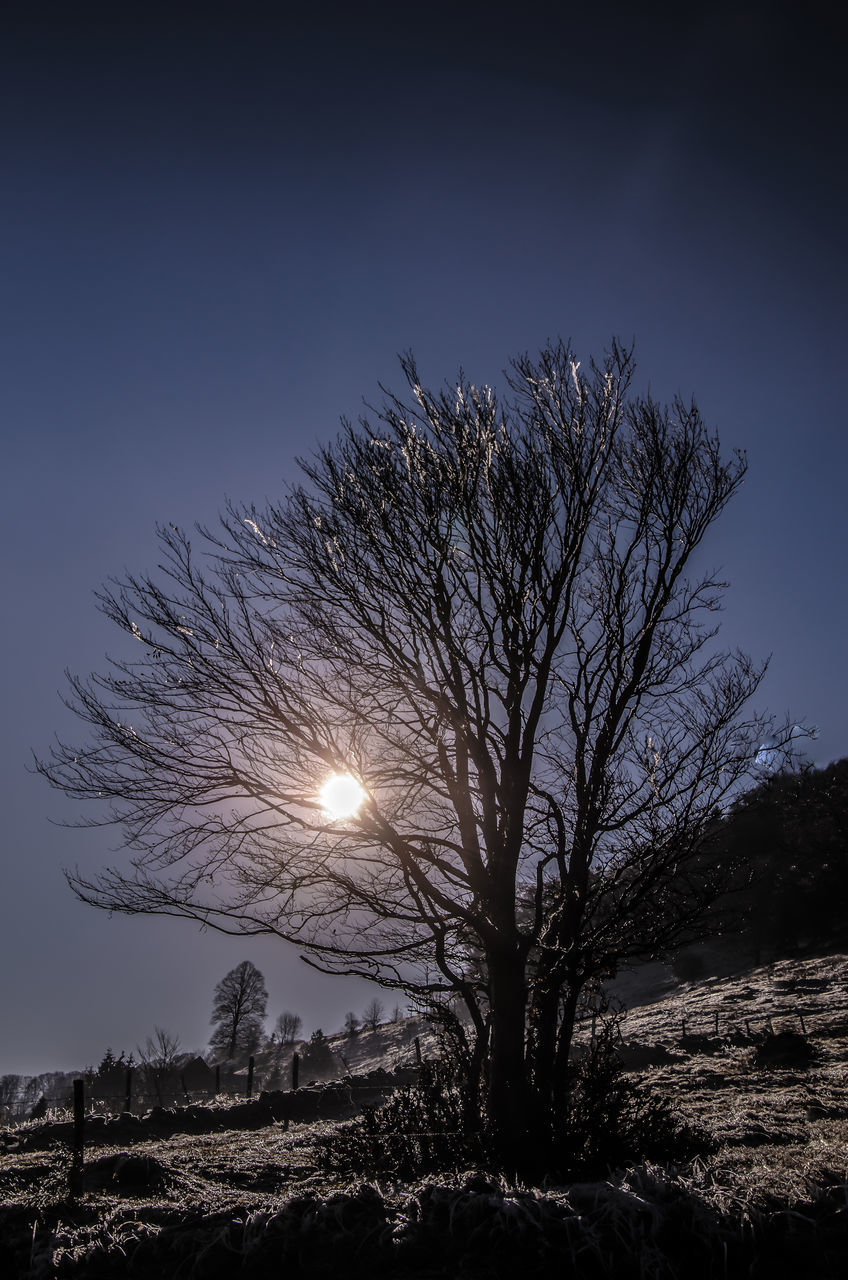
[{"xmin": 2, "ymin": 954, "xmax": 848, "ymax": 1276}]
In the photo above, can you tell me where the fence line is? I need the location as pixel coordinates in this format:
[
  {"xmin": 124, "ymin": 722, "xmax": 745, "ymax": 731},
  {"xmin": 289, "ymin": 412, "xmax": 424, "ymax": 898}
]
[
  {"xmin": 573, "ymin": 996, "xmax": 837, "ymax": 1044},
  {"xmin": 0, "ymin": 1048, "xmax": 428, "ymax": 1123},
  {"xmin": 0, "ymin": 1052, "xmax": 275, "ymax": 1123},
  {"xmin": 3, "ymin": 1005, "xmax": 837, "ymax": 1125}
]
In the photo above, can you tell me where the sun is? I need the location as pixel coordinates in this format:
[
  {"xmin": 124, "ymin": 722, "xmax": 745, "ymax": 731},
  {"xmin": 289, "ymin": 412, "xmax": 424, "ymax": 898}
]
[{"xmin": 319, "ymin": 772, "xmax": 366, "ymax": 820}]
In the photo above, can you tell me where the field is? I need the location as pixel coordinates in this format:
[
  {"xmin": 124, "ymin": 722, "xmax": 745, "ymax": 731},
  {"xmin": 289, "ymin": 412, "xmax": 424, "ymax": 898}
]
[{"xmin": 2, "ymin": 954, "xmax": 848, "ymax": 1277}]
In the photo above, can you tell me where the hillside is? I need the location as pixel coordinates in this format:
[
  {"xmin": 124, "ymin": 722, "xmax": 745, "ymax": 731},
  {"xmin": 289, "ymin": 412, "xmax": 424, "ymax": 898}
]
[
  {"xmin": 254, "ymin": 1015, "xmax": 442, "ymax": 1090},
  {"xmin": 2, "ymin": 953, "xmax": 848, "ymax": 1277}
]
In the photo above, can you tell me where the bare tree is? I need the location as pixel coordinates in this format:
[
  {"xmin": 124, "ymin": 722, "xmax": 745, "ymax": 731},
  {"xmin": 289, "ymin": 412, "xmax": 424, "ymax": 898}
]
[
  {"xmin": 38, "ymin": 340, "xmax": 792, "ymax": 1165},
  {"xmin": 274, "ymin": 1010, "xmax": 302, "ymax": 1045},
  {"xmin": 0, "ymin": 1075, "xmax": 21, "ymax": 1112},
  {"xmin": 137, "ymin": 1027, "xmax": 182, "ymax": 1105},
  {"xmin": 362, "ymin": 998, "xmax": 384, "ymax": 1032},
  {"xmin": 209, "ymin": 960, "xmax": 268, "ymax": 1060},
  {"xmin": 21, "ymin": 1076, "xmax": 43, "ymax": 1109},
  {"xmin": 343, "ymin": 1010, "xmax": 361, "ymax": 1036}
]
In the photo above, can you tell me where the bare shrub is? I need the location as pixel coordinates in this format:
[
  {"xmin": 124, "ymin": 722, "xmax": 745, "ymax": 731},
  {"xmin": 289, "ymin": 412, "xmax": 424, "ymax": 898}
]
[
  {"xmin": 315, "ymin": 1060, "xmax": 481, "ymax": 1180},
  {"xmin": 558, "ymin": 1019, "xmax": 713, "ymax": 1177}
]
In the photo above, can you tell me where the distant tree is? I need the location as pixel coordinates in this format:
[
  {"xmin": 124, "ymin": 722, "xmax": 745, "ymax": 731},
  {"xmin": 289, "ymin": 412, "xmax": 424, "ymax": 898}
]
[
  {"xmin": 38, "ymin": 339, "xmax": 793, "ymax": 1169},
  {"xmin": 137, "ymin": 1027, "xmax": 182, "ymax": 1104},
  {"xmin": 301, "ymin": 1027, "xmax": 336, "ymax": 1079},
  {"xmin": 700, "ymin": 759, "xmax": 848, "ymax": 961},
  {"xmin": 94, "ymin": 1047, "xmax": 131, "ymax": 1076},
  {"xmin": 88, "ymin": 1048, "xmax": 133, "ymax": 1103},
  {"xmin": 210, "ymin": 960, "xmax": 268, "ymax": 1060},
  {"xmin": 97, "ymin": 1048, "xmax": 118, "ymax": 1074},
  {"xmin": 390, "ymin": 1004, "xmax": 402, "ymax": 1024},
  {"xmin": 0, "ymin": 1075, "xmax": 21, "ymax": 1109},
  {"xmin": 274, "ymin": 1010, "xmax": 302, "ymax": 1045},
  {"xmin": 138, "ymin": 1027, "xmax": 181, "ymax": 1069},
  {"xmin": 362, "ymin": 998, "xmax": 384, "ymax": 1032},
  {"xmin": 344, "ymin": 1010, "xmax": 360, "ymax": 1036},
  {"xmin": 21, "ymin": 1077, "xmax": 42, "ymax": 1108}
]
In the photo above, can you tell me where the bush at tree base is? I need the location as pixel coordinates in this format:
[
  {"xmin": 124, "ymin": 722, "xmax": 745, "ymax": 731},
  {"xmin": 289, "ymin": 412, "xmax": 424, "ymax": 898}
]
[
  {"xmin": 560, "ymin": 1020, "xmax": 711, "ymax": 1175},
  {"xmin": 316, "ymin": 1061, "xmax": 484, "ymax": 1182},
  {"xmin": 316, "ymin": 1027, "xmax": 711, "ymax": 1182}
]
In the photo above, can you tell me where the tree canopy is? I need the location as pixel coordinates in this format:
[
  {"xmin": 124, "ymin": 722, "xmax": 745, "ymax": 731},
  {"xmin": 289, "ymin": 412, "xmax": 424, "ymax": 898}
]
[
  {"xmin": 700, "ymin": 759, "xmax": 848, "ymax": 964},
  {"xmin": 39, "ymin": 339, "xmax": 785, "ymax": 1163},
  {"xmin": 209, "ymin": 960, "xmax": 268, "ymax": 1060}
]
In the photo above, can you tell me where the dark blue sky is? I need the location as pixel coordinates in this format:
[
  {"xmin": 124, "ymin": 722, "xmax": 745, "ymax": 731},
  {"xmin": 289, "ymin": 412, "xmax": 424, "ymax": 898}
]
[{"xmin": 2, "ymin": 1, "xmax": 845, "ymax": 1076}]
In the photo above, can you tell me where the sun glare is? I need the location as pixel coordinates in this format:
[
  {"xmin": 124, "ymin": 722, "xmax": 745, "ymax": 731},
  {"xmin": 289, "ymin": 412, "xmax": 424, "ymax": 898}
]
[{"xmin": 319, "ymin": 772, "xmax": 366, "ymax": 820}]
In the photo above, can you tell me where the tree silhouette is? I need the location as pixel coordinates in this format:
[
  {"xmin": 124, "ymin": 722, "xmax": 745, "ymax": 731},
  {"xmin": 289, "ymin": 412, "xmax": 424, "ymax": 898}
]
[
  {"xmin": 38, "ymin": 340, "xmax": 789, "ymax": 1166},
  {"xmin": 209, "ymin": 961, "xmax": 268, "ymax": 1060},
  {"xmin": 362, "ymin": 998, "xmax": 384, "ymax": 1032},
  {"xmin": 301, "ymin": 1028, "xmax": 335, "ymax": 1080},
  {"xmin": 137, "ymin": 1027, "xmax": 181, "ymax": 1104},
  {"xmin": 274, "ymin": 1010, "xmax": 302, "ymax": 1044},
  {"xmin": 344, "ymin": 1011, "xmax": 361, "ymax": 1036},
  {"xmin": 0, "ymin": 1075, "xmax": 22, "ymax": 1110},
  {"xmin": 699, "ymin": 759, "xmax": 848, "ymax": 961}
]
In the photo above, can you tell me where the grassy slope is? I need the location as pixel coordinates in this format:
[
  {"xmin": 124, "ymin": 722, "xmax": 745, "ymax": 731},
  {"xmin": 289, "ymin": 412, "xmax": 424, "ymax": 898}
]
[{"xmin": 2, "ymin": 954, "xmax": 848, "ymax": 1276}]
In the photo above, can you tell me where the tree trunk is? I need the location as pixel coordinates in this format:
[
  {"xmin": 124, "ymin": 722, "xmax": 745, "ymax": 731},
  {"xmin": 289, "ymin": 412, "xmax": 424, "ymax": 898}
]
[
  {"xmin": 462, "ymin": 1020, "xmax": 489, "ymax": 1135},
  {"xmin": 527, "ymin": 976, "xmax": 560, "ymax": 1111},
  {"xmin": 486, "ymin": 951, "xmax": 528, "ymax": 1173},
  {"xmin": 552, "ymin": 980, "xmax": 582, "ymax": 1108}
]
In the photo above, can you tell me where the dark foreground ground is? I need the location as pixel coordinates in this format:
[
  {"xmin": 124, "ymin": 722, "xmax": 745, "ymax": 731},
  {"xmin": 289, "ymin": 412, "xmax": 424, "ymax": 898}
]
[{"xmin": 2, "ymin": 954, "xmax": 848, "ymax": 1278}]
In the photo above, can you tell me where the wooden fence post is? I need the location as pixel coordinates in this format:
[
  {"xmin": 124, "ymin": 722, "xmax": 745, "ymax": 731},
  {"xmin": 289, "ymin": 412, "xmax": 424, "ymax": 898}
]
[
  {"xmin": 798, "ymin": 1011, "xmax": 807, "ymax": 1034},
  {"xmin": 124, "ymin": 1067, "xmax": 133, "ymax": 1114},
  {"xmin": 291, "ymin": 1052, "xmax": 300, "ymax": 1091},
  {"xmin": 714, "ymin": 1010, "xmax": 720, "ymax": 1036},
  {"xmin": 215, "ymin": 1065, "xmax": 221, "ymax": 1096},
  {"xmin": 414, "ymin": 1036, "xmax": 422, "ymax": 1066},
  {"xmin": 73, "ymin": 1079, "xmax": 85, "ymax": 1148},
  {"xmin": 69, "ymin": 1079, "xmax": 85, "ymax": 1197},
  {"xmin": 247, "ymin": 1056, "xmax": 255, "ymax": 1098}
]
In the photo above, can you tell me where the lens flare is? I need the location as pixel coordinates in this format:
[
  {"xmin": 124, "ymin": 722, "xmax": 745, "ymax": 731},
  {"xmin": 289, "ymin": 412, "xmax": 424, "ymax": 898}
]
[{"xmin": 319, "ymin": 772, "xmax": 366, "ymax": 820}]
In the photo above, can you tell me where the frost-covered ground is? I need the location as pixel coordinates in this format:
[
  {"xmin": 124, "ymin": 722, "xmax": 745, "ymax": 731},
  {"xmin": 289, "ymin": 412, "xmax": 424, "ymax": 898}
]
[
  {"xmin": 316, "ymin": 1015, "xmax": 442, "ymax": 1078},
  {"xmin": 604, "ymin": 953, "xmax": 848, "ymax": 1197},
  {"xmin": 2, "ymin": 954, "xmax": 847, "ymax": 1277}
]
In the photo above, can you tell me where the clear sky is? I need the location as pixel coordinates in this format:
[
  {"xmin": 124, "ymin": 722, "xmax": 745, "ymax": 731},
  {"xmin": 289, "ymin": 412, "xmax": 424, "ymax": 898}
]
[{"xmin": 1, "ymin": 1, "xmax": 845, "ymax": 1077}]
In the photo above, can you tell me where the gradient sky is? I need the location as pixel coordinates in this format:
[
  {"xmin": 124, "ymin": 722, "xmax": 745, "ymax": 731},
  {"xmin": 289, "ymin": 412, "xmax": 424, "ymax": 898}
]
[{"xmin": 2, "ymin": 1, "xmax": 845, "ymax": 1077}]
